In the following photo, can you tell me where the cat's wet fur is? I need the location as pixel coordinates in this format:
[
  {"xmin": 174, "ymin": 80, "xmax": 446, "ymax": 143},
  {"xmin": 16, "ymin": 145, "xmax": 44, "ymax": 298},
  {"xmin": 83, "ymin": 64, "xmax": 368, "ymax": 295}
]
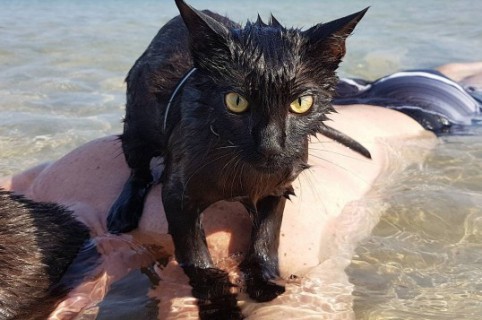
[
  {"xmin": 0, "ymin": 189, "xmax": 93, "ymax": 320},
  {"xmin": 107, "ymin": 0, "xmax": 369, "ymax": 317}
]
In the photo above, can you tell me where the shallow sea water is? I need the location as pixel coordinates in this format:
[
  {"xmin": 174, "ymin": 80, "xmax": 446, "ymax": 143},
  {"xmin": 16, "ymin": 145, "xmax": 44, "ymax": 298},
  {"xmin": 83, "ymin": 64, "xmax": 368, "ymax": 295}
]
[
  {"xmin": 348, "ymin": 129, "xmax": 482, "ymax": 319},
  {"xmin": 1, "ymin": 0, "xmax": 482, "ymax": 319}
]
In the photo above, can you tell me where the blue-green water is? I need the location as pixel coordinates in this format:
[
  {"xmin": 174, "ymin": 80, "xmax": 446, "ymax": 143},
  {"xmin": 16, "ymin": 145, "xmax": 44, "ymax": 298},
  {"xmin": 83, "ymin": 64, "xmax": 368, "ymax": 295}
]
[
  {"xmin": 1, "ymin": 0, "xmax": 481, "ymax": 319},
  {"xmin": 1, "ymin": 0, "xmax": 481, "ymax": 172}
]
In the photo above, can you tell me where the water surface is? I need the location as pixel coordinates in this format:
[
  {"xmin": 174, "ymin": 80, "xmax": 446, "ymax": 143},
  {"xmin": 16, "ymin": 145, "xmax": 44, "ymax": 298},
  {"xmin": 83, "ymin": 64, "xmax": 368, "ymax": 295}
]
[{"xmin": 1, "ymin": 0, "xmax": 481, "ymax": 318}]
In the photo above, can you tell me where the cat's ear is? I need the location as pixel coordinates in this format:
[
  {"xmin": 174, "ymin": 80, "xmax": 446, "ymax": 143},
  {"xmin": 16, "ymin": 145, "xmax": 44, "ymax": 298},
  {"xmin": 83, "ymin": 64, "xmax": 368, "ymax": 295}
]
[
  {"xmin": 303, "ymin": 8, "xmax": 368, "ymax": 67},
  {"xmin": 175, "ymin": 0, "xmax": 231, "ymax": 69}
]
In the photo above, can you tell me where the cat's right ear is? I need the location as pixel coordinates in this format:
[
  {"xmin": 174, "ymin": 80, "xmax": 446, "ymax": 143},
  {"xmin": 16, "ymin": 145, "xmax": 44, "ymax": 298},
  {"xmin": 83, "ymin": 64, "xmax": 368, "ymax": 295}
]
[
  {"xmin": 175, "ymin": 0, "xmax": 231, "ymax": 69},
  {"xmin": 303, "ymin": 8, "xmax": 368, "ymax": 69}
]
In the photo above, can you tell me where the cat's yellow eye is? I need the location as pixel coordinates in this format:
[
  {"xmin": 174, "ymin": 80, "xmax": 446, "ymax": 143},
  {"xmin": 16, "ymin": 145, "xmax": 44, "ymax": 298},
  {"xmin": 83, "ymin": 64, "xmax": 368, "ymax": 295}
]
[
  {"xmin": 290, "ymin": 95, "xmax": 314, "ymax": 114},
  {"xmin": 225, "ymin": 92, "xmax": 249, "ymax": 113}
]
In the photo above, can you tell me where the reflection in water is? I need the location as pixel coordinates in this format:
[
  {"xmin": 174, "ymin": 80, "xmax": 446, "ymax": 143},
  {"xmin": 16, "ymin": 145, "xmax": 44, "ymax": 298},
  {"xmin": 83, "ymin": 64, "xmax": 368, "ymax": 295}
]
[
  {"xmin": 348, "ymin": 131, "xmax": 482, "ymax": 319},
  {"xmin": 97, "ymin": 270, "xmax": 159, "ymax": 320}
]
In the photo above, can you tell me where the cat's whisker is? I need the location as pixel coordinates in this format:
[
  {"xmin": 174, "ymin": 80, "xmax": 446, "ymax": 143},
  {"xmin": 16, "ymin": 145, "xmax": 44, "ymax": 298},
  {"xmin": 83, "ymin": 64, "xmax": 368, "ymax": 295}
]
[
  {"xmin": 227, "ymin": 156, "xmax": 237, "ymax": 198},
  {"xmin": 308, "ymin": 146, "xmax": 374, "ymax": 163},
  {"xmin": 220, "ymin": 153, "xmax": 241, "ymax": 196},
  {"xmin": 231, "ymin": 155, "xmax": 242, "ymax": 198},
  {"xmin": 238, "ymin": 162, "xmax": 246, "ymax": 193},
  {"xmin": 308, "ymin": 152, "xmax": 370, "ymax": 185},
  {"xmin": 224, "ymin": 156, "xmax": 238, "ymax": 196},
  {"xmin": 210, "ymin": 124, "xmax": 220, "ymax": 137},
  {"xmin": 298, "ymin": 169, "xmax": 328, "ymax": 214},
  {"xmin": 220, "ymin": 154, "xmax": 237, "ymax": 175},
  {"xmin": 215, "ymin": 145, "xmax": 239, "ymax": 150},
  {"xmin": 182, "ymin": 152, "xmax": 233, "ymax": 201}
]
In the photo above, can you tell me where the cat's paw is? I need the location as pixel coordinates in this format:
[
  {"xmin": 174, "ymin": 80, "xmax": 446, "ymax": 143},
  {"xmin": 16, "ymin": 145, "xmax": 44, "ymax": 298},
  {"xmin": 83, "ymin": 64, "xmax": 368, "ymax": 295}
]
[
  {"xmin": 106, "ymin": 179, "xmax": 148, "ymax": 233},
  {"xmin": 198, "ymin": 299, "xmax": 244, "ymax": 320},
  {"xmin": 244, "ymin": 273, "xmax": 285, "ymax": 302},
  {"xmin": 183, "ymin": 266, "xmax": 243, "ymax": 319},
  {"xmin": 241, "ymin": 260, "xmax": 285, "ymax": 302}
]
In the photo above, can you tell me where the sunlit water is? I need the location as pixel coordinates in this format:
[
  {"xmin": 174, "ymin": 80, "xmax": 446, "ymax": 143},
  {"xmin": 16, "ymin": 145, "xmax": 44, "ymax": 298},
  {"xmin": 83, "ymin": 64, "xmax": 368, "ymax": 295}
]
[
  {"xmin": 1, "ymin": 0, "xmax": 481, "ymax": 319},
  {"xmin": 348, "ymin": 129, "xmax": 482, "ymax": 319}
]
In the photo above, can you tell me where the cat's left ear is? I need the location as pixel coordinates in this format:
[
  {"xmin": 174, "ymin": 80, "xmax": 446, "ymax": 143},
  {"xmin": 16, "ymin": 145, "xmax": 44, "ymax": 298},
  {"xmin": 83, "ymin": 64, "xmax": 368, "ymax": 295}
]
[
  {"xmin": 175, "ymin": 0, "xmax": 231, "ymax": 69},
  {"xmin": 303, "ymin": 8, "xmax": 368, "ymax": 67}
]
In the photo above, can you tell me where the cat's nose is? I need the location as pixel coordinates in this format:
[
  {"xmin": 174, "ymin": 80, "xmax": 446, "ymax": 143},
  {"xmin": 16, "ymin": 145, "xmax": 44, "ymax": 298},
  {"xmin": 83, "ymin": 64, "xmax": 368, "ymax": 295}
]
[
  {"xmin": 257, "ymin": 137, "xmax": 283, "ymax": 158},
  {"xmin": 255, "ymin": 121, "xmax": 285, "ymax": 158}
]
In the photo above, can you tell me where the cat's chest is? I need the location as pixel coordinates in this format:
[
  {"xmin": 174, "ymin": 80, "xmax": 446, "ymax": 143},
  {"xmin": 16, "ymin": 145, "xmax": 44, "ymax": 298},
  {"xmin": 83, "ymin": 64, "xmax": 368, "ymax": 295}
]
[
  {"xmin": 181, "ymin": 152, "xmax": 296, "ymax": 204},
  {"xmin": 167, "ymin": 123, "xmax": 300, "ymax": 203}
]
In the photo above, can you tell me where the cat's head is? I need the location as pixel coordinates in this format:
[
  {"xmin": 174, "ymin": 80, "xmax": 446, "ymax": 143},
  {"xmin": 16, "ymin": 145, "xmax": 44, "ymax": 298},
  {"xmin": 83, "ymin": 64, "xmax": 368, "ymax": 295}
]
[{"xmin": 175, "ymin": 0, "xmax": 370, "ymax": 171}]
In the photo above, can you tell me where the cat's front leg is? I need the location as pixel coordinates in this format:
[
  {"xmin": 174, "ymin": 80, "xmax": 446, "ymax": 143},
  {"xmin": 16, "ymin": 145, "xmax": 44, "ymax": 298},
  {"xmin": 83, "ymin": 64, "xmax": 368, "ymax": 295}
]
[
  {"xmin": 240, "ymin": 195, "xmax": 286, "ymax": 302},
  {"xmin": 107, "ymin": 167, "xmax": 152, "ymax": 233},
  {"xmin": 162, "ymin": 185, "xmax": 243, "ymax": 319}
]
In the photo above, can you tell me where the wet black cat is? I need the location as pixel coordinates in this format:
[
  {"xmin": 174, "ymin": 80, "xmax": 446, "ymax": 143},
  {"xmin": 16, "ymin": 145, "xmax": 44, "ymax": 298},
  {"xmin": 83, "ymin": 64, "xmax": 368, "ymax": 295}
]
[{"xmin": 108, "ymin": 0, "xmax": 369, "ymax": 317}]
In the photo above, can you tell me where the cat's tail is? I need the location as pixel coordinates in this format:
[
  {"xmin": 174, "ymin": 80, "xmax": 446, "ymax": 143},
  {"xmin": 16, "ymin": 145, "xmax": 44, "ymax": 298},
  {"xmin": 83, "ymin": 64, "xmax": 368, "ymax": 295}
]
[{"xmin": 317, "ymin": 125, "xmax": 372, "ymax": 159}]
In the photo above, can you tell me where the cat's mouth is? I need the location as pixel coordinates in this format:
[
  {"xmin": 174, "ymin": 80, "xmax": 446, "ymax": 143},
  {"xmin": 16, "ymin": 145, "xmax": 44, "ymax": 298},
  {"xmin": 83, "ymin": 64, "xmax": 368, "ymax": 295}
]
[
  {"xmin": 250, "ymin": 153, "xmax": 303, "ymax": 175},
  {"xmin": 254, "ymin": 161, "xmax": 283, "ymax": 173}
]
